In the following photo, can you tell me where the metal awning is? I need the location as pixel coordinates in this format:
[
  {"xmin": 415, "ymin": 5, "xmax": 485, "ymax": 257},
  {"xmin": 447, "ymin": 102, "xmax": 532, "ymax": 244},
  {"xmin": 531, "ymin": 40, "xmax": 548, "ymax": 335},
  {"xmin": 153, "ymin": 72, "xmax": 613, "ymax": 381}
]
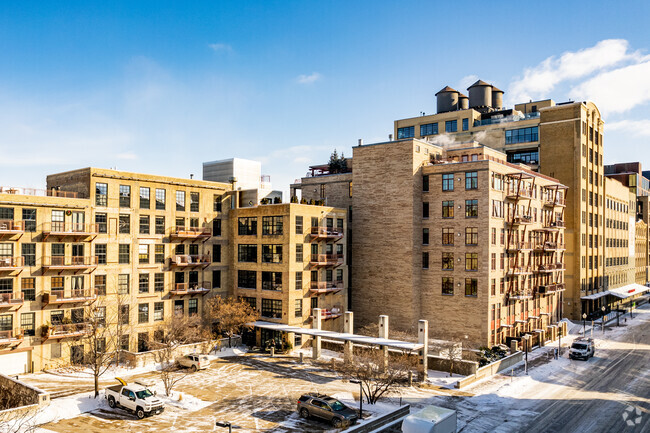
[
  {"xmin": 500, "ymin": 324, "xmax": 513, "ymax": 328},
  {"xmin": 528, "ymin": 316, "xmax": 540, "ymax": 319},
  {"xmin": 249, "ymin": 321, "xmax": 424, "ymax": 351},
  {"xmin": 580, "ymin": 291, "xmax": 609, "ymax": 300},
  {"xmin": 515, "ymin": 319, "xmax": 527, "ymax": 324},
  {"xmin": 607, "ymin": 284, "xmax": 650, "ymax": 299}
]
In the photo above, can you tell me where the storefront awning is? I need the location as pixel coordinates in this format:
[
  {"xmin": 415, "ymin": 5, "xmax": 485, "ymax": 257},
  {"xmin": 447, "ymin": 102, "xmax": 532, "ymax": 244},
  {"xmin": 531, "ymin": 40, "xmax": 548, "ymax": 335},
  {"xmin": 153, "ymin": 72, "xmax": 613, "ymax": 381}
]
[
  {"xmin": 580, "ymin": 291, "xmax": 609, "ymax": 300},
  {"xmin": 607, "ymin": 284, "xmax": 650, "ymax": 299}
]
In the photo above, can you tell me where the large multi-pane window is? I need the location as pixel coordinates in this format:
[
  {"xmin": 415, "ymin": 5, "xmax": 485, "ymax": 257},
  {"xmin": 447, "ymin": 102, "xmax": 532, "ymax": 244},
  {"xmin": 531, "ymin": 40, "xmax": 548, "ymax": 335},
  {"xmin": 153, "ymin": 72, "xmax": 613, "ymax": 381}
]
[
  {"xmin": 0, "ymin": 315, "xmax": 12, "ymax": 333},
  {"xmin": 95, "ymin": 183, "xmax": 108, "ymax": 206},
  {"xmin": 95, "ymin": 244, "xmax": 107, "ymax": 265},
  {"xmin": 420, "ymin": 123, "xmax": 438, "ymax": 136},
  {"xmin": 119, "ymin": 214, "xmax": 130, "ymax": 234},
  {"xmin": 295, "ymin": 271, "xmax": 303, "ymax": 290},
  {"xmin": 397, "ymin": 126, "xmax": 414, "ymax": 139},
  {"xmin": 465, "ymin": 227, "xmax": 478, "ymax": 245},
  {"xmin": 119, "ymin": 185, "xmax": 131, "ymax": 208},
  {"xmin": 139, "ymin": 187, "xmax": 150, "ymax": 209},
  {"xmin": 445, "ymin": 120, "xmax": 457, "ymax": 133},
  {"xmin": 155, "ymin": 245, "xmax": 164, "ymax": 264},
  {"xmin": 51, "ymin": 210, "xmax": 64, "ymax": 231},
  {"xmin": 154, "ymin": 302, "xmax": 164, "ymax": 321},
  {"xmin": 505, "ymin": 126, "xmax": 539, "ymax": 144},
  {"xmin": 119, "ymin": 305, "xmax": 129, "ymax": 325},
  {"xmin": 95, "ymin": 213, "xmax": 107, "ymax": 233},
  {"xmin": 95, "ymin": 275, "xmax": 106, "ymax": 296},
  {"xmin": 238, "ymin": 217, "xmax": 257, "ymax": 235},
  {"xmin": 20, "ymin": 312, "xmax": 35, "ymax": 336},
  {"xmin": 238, "ymin": 270, "xmax": 256, "ymax": 289},
  {"xmin": 462, "ymin": 118, "xmax": 469, "ymax": 131},
  {"xmin": 295, "ymin": 216, "xmax": 303, "ymax": 234},
  {"xmin": 442, "ymin": 253, "xmax": 454, "ymax": 270},
  {"xmin": 442, "ymin": 277, "xmax": 454, "ymax": 295},
  {"xmin": 139, "ymin": 216, "xmax": 150, "ymax": 235},
  {"xmin": 507, "ymin": 150, "xmax": 539, "ymax": 165},
  {"xmin": 188, "ymin": 298, "xmax": 198, "ymax": 316},
  {"xmin": 138, "ymin": 304, "xmax": 149, "ymax": 323},
  {"xmin": 442, "ymin": 228, "xmax": 454, "ymax": 245},
  {"xmin": 190, "ymin": 192, "xmax": 200, "ymax": 212},
  {"xmin": 0, "ymin": 278, "xmax": 12, "ymax": 295},
  {"xmin": 51, "ymin": 276, "xmax": 63, "ymax": 291},
  {"xmin": 465, "ymin": 253, "xmax": 478, "ymax": 271},
  {"xmin": 213, "ymin": 194, "xmax": 222, "ymax": 212},
  {"xmin": 155, "ymin": 188, "xmax": 166, "ymax": 210},
  {"xmin": 176, "ymin": 191, "xmax": 185, "ymax": 211},
  {"xmin": 465, "ymin": 200, "xmax": 478, "ymax": 217},
  {"xmin": 154, "ymin": 273, "xmax": 164, "ymax": 292},
  {"xmin": 296, "ymin": 244, "xmax": 303, "ymax": 262},
  {"xmin": 21, "ymin": 244, "xmax": 35, "ymax": 266},
  {"xmin": 139, "ymin": 244, "xmax": 149, "ymax": 264},
  {"xmin": 139, "ymin": 274, "xmax": 149, "ymax": 293},
  {"xmin": 465, "ymin": 171, "xmax": 478, "ymax": 189},
  {"xmin": 119, "ymin": 244, "xmax": 130, "ymax": 264},
  {"xmin": 21, "ymin": 278, "xmax": 35, "ymax": 301},
  {"xmin": 238, "ymin": 245, "xmax": 257, "ymax": 262},
  {"xmin": 262, "ymin": 216, "xmax": 283, "ymax": 235},
  {"xmin": 294, "ymin": 299, "xmax": 303, "ymax": 318},
  {"xmin": 261, "ymin": 299, "xmax": 282, "ymax": 318},
  {"xmin": 465, "ymin": 278, "xmax": 478, "ymax": 297},
  {"xmin": 155, "ymin": 216, "xmax": 165, "ymax": 235},
  {"xmin": 442, "ymin": 201, "xmax": 454, "ymax": 218},
  {"xmin": 262, "ymin": 245, "xmax": 282, "ymax": 263},
  {"xmin": 22, "ymin": 209, "xmax": 36, "ymax": 232},
  {"xmin": 118, "ymin": 274, "xmax": 130, "ymax": 295},
  {"xmin": 442, "ymin": 174, "xmax": 454, "ymax": 191},
  {"xmin": 262, "ymin": 271, "xmax": 282, "ymax": 290}
]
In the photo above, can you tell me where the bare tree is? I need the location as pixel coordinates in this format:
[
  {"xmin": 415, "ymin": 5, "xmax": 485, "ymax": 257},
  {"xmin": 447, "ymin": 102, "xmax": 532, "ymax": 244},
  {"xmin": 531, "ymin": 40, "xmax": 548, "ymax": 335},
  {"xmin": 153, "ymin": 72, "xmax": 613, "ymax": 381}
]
[
  {"xmin": 432, "ymin": 338, "xmax": 465, "ymax": 377},
  {"xmin": 330, "ymin": 348, "xmax": 417, "ymax": 404},
  {"xmin": 203, "ymin": 296, "xmax": 259, "ymax": 348},
  {"xmin": 112, "ymin": 292, "xmax": 132, "ymax": 368},
  {"xmin": 150, "ymin": 314, "xmax": 204, "ymax": 396}
]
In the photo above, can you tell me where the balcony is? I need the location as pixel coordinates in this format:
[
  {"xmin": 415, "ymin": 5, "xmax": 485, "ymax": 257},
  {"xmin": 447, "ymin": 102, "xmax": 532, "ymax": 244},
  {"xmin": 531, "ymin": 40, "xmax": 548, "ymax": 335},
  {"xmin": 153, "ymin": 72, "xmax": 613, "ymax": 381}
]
[
  {"xmin": 508, "ymin": 266, "xmax": 532, "ymax": 276},
  {"xmin": 170, "ymin": 281, "xmax": 212, "ymax": 296},
  {"xmin": 0, "ymin": 220, "xmax": 24, "ymax": 239},
  {"xmin": 543, "ymin": 197, "xmax": 566, "ymax": 207},
  {"xmin": 0, "ymin": 292, "xmax": 24, "ymax": 310},
  {"xmin": 534, "ymin": 242, "xmax": 565, "ymax": 252},
  {"xmin": 42, "ymin": 223, "xmax": 98, "ymax": 241},
  {"xmin": 506, "ymin": 241, "xmax": 533, "ymax": 251},
  {"xmin": 170, "ymin": 255, "xmax": 211, "ymax": 268},
  {"xmin": 43, "ymin": 288, "xmax": 97, "ymax": 306},
  {"xmin": 309, "ymin": 281, "xmax": 344, "ymax": 295},
  {"xmin": 311, "ymin": 308, "xmax": 342, "ymax": 320},
  {"xmin": 309, "ymin": 227, "xmax": 344, "ymax": 240},
  {"xmin": 509, "ymin": 290, "xmax": 533, "ymax": 300},
  {"xmin": 505, "ymin": 186, "xmax": 533, "ymax": 200},
  {"xmin": 0, "ymin": 329, "xmax": 24, "ymax": 347},
  {"xmin": 0, "ymin": 257, "xmax": 25, "ymax": 272},
  {"xmin": 170, "ymin": 226, "xmax": 212, "ymax": 242},
  {"xmin": 42, "ymin": 256, "xmax": 98, "ymax": 273},
  {"xmin": 44, "ymin": 323, "xmax": 91, "ymax": 340},
  {"xmin": 508, "ymin": 215, "xmax": 533, "ymax": 225},
  {"xmin": 310, "ymin": 254, "xmax": 344, "ymax": 267},
  {"xmin": 538, "ymin": 220, "xmax": 566, "ymax": 231}
]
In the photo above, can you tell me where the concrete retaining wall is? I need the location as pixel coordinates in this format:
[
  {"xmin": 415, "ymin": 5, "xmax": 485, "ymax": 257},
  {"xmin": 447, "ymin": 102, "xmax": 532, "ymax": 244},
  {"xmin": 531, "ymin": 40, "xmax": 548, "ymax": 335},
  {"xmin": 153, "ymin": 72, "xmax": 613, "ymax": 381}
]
[
  {"xmin": 455, "ymin": 351, "xmax": 524, "ymax": 389},
  {"xmin": 347, "ymin": 405, "xmax": 410, "ymax": 433},
  {"xmin": 0, "ymin": 373, "xmax": 50, "ymax": 422},
  {"xmin": 119, "ymin": 337, "xmax": 240, "ymax": 368}
]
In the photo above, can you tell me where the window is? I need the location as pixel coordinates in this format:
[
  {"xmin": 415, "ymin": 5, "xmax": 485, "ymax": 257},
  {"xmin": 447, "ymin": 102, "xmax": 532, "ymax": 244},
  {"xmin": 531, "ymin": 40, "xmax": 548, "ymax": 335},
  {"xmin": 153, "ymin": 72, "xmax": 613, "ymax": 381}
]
[
  {"xmin": 442, "ymin": 253, "xmax": 454, "ymax": 270},
  {"xmin": 21, "ymin": 243, "xmax": 35, "ymax": 266},
  {"xmin": 118, "ymin": 274, "xmax": 130, "ymax": 294},
  {"xmin": 262, "ymin": 245, "xmax": 282, "ymax": 263},
  {"xmin": 139, "ymin": 216, "xmax": 150, "ymax": 234},
  {"xmin": 119, "ymin": 244, "xmax": 130, "ymax": 264},
  {"xmin": 507, "ymin": 150, "xmax": 539, "ymax": 165},
  {"xmin": 21, "ymin": 278, "xmax": 35, "ymax": 301},
  {"xmin": 51, "ymin": 210, "xmax": 64, "ymax": 231},
  {"xmin": 422, "ymin": 228, "xmax": 429, "ymax": 245},
  {"xmin": 462, "ymin": 118, "xmax": 469, "ymax": 131},
  {"xmin": 119, "ymin": 185, "xmax": 131, "ymax": 208},
  {"xmin": 442, "ymin": 277, "xmax": 454, "ymax": 295},
  {"xmin": 465, "ymin": 171, "xmax": 478, "ymax": 189},
  {"xmin": 238, "ymin": 270, "xmax": 256, "ymax": 289},
  {"xmin": 50, "ymin": 276, "xmax": 63, "ymax": 292},
  {"xmin": 188, "ymin": 298, "xmax": 198, "ymax": 316},
  {"xmin": 213, "ymin": 219, "xmax": 222, "ymax": 236},
  {"xmin": 423, "ymin": 202, "xmax": 429, "ymax": 218},
  {"xmin": 445, "ymin": 120, "xmax": 457, "ymax": 133},
  {"xmin": 153, "ymin": 302, "xmax": 164, "ymax": 321},
  {"xmin": 465, "ymin": 278, "xmax": 478, "ymax": 297},
  {"xmin": 397, "ymin": 126, "xmax": 414, "ymax": 139},
  {"xmin": 422, "ymin": 175, "xmax": 429, "ymax": 192},
  {"xmin": 22, "ymin": 209, "xmax": 36, "ymax": 232},
  {"xmin": 119, "ymin": 214, "xmax": 130, "ymax": 234},
  {"xmin": 465, "ymin": 199, "xmax": 478, "ymax": 217},
  {"xmin": 422, "ymin": 252, "xmax": 429, "ymax": 269},
  {"xmin": 95, "ymin": 244, "xmax": 107, "ymax": 265},
  {"xmin": 95, "ymin": 183, "xmax": 108, "ymax": 206},
  {"xmin": 238, "ymin": 245, "xmax": 257, "ymax": 262},
  {"xmin": 420, "ymin": 123, "xmax": 438, "ymax": 136},
  {"xmin": 139, "ymin": 187, "xmax": 150, "ymax": 209},
  {"xmin": 138, "ymin": 304, "xmax": 149, "ymax": 323},
  {"xmin": 95, "ymin": 213, "xmax": 107, "ymax": 234},
  {"xmin": 154, "ymin": 244, "xmax": 164, "ymax": 264},
  {"xmin": 262, "ymin": 272, "xmax": 282, "ymax": 290},
  {"xmin": 491, "ymin": 228, "xmax": 496, "ymax": 245},
  {"xmin": 243, "ymin": 297, "xmax": 257, "ymax": 311},
  {"xmin": 154, "ymin": 273, "xmax": 164, "ymax": 292},
  {"xmin": 95, "ymin": 275, "xmax": 106, "ymax": 296},
  {"xmin": 261, "ymin": 299, "xmax": 282, "ymax": 319},
  {"xmin": 238, "ymin": 217, "xmax": 257, "ymax": 235},
  {"xmin": 465, "ymin": 227, "xmax": 478, "ymax": 245},
  {"xmin": 0, "ymin": 208, "xmax": 13, "ymax": 222},
  {"xmin": 295, "ymin": 271, "xmax": 303, "ymax": 290},
  {"xmin": 296, "ymin": 244, "xmax": 303, "ymax": 262},
  {"xmin": 20, "ymin": 312, "xmax": 35, "ymax": 336},
  {"xmin": 213, "ymin": 194, "xmax": 222, "ymax": 212},
  {"xmin": 465, "ymin": 253, "xmax": 478, "ymax": 271},
  {"xmin": 176, "ymin": 191, "xmax": 185, "ymax": 211},
  {"xmin": 295, "ymin": 216, "xmax": 303, "ymax": 234},
  {"xmin": 294, "ymin": 299, "xmax": 303, "ymax": 318},
  {"xmin": 188, "ymin": 192, "xmax": 199, "ymax": 212},
  {"xmin": 212, "ymin": 244, "xmax": 221, "ymax": 262},
  {"xmin": 139, "ymin": 274, "xmax": 149, "ymax": 294},
  {"xmin": 505, "ymin": 126, "xmax": 539, "ymax": 144},
  {"xmin": 154, "ymin": 188, "xmax": 166, "ymax": 210},
  {"xmin": 262, "ymin": 216, "xmax": 283, "ymax": 235},
  {"xmin": 442, "ymin": 173, "xmax": 454, "ymax": 191},
  {"xmin": 442, "ymin": 201, "xmax": 454, "ymax": 218},
  {"xmin": 442, "ymin": 228, "xmax": 453, "ymax": 245}
]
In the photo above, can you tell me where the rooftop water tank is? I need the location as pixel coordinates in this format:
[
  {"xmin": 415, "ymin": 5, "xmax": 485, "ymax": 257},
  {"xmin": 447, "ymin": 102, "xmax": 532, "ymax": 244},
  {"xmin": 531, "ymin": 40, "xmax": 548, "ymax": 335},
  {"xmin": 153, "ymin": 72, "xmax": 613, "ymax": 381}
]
[
  {"xmin": 491, "ymin": 86, "xmax": 504, "ymax": 109},
  {"xmin": 435, "ymin": 86, "xmax": 459, "ymax": 113},
  {"xmin": 458, "ymin": 93, "xmax": 469, "ymax": 110},
  {"xmin": 468, "ymin": 80, "xmax": 492, "ymax": 109}
]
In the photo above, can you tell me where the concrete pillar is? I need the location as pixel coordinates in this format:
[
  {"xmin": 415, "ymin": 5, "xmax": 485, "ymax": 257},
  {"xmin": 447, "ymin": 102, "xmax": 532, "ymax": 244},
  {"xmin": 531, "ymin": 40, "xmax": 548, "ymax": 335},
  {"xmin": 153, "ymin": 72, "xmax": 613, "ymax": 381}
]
[
  {"xmin": 312, "ymin": 308, "xmax": 322, "ymax": 360},
  {"xmin": 378, "ymin": 315, "xmax": 389, "ymax": 372},
  {"xmin": 344, "ymin": 311, "xmax": 354, "ymax": 364},
  {"xmin": 418, "ymin": 320, "xmax": 429, "ymax": 381}
]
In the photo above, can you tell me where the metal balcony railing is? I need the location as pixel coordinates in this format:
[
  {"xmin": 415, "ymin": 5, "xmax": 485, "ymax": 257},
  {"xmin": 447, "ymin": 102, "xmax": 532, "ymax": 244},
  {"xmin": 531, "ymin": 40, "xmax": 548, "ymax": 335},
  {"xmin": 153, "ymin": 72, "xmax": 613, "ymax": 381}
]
[
  {"xmin": 42, "ymin": 256, "xmax": 98, "ymax": 269},
  {"xmin": 310, "ymin": 254, "xmax": 344, "ymax": 266},
  {"xmin": 171, "ymin": 282, "xmax": 212, "ymax": 295},
  {"xmin": 309, "ymin": 227, "xmax": 344, "ymax": 239},
  {"xmin": 0, "ymin": 292, "xmax": 24, "ymax": 308},
  {"xmin": 43, "ymin": 288, "xmax": 97, "ymax": 305},
  {"xmin": 0, "ymin": 220, "xmax": 23, "ymax": 233},
  {"xmin": 309, "ymin": 281, "xmax": 344, "ymax": 294},
  {"xmin": 171, "ymin": 226, "xmax": 212, "ymax": 239},
  {"xmin": 42, "ymin": 222, "xmax": 98, "ymax": 235},
  {"xmin": 0, "ymin": 257, "xmax": 24, "ymax": 269},
  {"xmin": 170, "ymin": 255, "xmax": 211, "ymax": 267},
  {"xmin": 0, "ymin": 328, "xmax": 24, "ymax": 345},
  {"xmin": 45, "ymin": 323, "xmax": 91, "ymax": 340}
]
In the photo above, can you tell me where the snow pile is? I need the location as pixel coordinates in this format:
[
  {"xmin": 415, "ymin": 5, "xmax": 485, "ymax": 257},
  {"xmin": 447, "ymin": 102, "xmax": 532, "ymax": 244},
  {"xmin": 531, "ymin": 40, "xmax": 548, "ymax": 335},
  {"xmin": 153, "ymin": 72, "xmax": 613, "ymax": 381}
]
[
  {"xmin": 153, "ymin": 388, "xmax": 211, "ymax": 412},
  {"xmin": 207, "ymin": 345, "xmax": 248, "ymax": 360}
]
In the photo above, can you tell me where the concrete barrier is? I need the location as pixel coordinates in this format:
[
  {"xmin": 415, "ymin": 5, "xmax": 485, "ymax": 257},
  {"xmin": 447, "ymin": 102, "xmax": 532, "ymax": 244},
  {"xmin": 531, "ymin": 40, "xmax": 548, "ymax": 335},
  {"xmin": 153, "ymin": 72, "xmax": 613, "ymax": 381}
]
[
  {"xmin": 455, "ymin": 351, "xmax": 524, "ymax": 389},
  {"xmin": 347, "ymin": 405, "xmax": 410, "ymax": 433}
]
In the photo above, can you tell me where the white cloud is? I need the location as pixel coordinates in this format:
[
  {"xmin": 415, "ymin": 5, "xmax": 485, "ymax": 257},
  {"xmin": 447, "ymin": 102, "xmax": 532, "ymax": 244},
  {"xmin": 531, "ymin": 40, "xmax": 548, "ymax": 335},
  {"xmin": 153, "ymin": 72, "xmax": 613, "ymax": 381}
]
[
  {"xmin": 296, "ymin": 72, "xmax": 322, "ymax": 84},
  {"xmin": 456, "ymin": 75, "xmax": 478, "ymax": 93},
  {"xmin": 116, "ymin": 152, "xmax": 138, "ymax": 160},
  {"xmin": 208, "ymin": 43, "xmax": 232, "ymax": 52},
  {"xmin": 607, "ymin": 119, "xmax": 650, "ymax": 136},
  {"xmin": 508, "ymin": 39, "xmax": 636, "ymax": 103}
]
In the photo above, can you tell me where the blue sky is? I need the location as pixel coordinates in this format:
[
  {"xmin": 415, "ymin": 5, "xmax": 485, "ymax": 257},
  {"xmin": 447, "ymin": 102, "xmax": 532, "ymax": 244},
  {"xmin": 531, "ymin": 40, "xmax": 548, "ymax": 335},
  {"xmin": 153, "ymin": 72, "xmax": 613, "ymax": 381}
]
[{"xmin": 1, "ymin": 1, "xmax": 650, "ymax": 193}]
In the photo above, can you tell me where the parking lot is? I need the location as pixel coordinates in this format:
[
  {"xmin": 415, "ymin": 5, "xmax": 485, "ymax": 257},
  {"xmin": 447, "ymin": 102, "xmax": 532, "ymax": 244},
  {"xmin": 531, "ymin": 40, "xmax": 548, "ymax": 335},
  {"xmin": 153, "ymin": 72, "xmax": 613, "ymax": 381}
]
[{"xmin": 40, "ymin": 354, "xmax": 372, "ymax": 432}]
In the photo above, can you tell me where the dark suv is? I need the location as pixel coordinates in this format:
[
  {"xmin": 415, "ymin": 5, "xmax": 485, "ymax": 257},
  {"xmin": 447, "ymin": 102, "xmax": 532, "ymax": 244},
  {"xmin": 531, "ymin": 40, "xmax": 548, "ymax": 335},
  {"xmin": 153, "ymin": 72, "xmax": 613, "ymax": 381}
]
[{"xmin": 297, "ymin": 393, "xmax": 358, "ymax": 428}]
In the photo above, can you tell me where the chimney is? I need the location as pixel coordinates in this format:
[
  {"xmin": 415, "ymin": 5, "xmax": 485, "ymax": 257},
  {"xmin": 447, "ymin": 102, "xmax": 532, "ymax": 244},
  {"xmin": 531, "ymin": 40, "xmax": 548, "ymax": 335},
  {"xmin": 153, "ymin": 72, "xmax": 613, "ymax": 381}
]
[
  {"xmin": 389, "ymin": 134, "xmax": 393, "ymax": 141},
  {"xmin": 358, "ymin": 139, "xmax": 363, "ymax": 146}
]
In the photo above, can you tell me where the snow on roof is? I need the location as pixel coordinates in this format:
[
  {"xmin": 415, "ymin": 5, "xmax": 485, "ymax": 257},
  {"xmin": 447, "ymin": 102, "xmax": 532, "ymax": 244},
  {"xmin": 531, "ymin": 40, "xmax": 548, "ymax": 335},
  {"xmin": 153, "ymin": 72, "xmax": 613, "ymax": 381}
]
[{"xmin": 607, "ymin": 283, "xmax": 649, "ymax": 298}]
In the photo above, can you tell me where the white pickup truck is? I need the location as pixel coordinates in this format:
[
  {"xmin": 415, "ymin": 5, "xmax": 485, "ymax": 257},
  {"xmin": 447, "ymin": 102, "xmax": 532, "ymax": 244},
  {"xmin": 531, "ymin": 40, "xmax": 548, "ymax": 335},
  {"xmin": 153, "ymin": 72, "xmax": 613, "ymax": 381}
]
[{"xmin": 105, "ymin": 378, "xmax": 165, "ymax": 419}]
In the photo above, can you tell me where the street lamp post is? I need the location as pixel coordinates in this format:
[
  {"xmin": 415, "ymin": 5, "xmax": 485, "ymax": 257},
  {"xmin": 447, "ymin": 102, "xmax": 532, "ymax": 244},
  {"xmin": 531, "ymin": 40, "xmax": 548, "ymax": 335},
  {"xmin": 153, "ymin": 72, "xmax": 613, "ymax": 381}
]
[
  {"xmin": 617, "ymin": 301, "xmax": 620, "ymax": 327},
  {"xmin": 350, "ymin": 379, "xmax": 363, "ymax": 419},
  {"xmin": 582, "ymin": 313, "xmax": 587, "ymax": 336},
  {"xmin": 216, "ymin": 421, "xmax": 232, "ymax": 433},
  {"xmin": 601, "ymin": 306, "xmax": 606, "ymax": 334}
]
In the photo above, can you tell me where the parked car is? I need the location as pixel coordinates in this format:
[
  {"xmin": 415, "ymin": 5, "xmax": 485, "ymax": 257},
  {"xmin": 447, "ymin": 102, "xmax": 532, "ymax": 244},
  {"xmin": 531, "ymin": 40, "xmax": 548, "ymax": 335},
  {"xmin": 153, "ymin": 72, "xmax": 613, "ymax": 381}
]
[
  {"xmin": 297, "ymin": 393, "xmax": 358, "ymax": 428},
  {"xmin": 569, "ymin": 337, "xmax": 595, "ymax": 360},
  {"xmin": 177, "ymin": 354, "xmax": 210, "ymax": 371},
  {"xmin": 105, "ymin": 378, "xmax": 164, "ymax": 419}
]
